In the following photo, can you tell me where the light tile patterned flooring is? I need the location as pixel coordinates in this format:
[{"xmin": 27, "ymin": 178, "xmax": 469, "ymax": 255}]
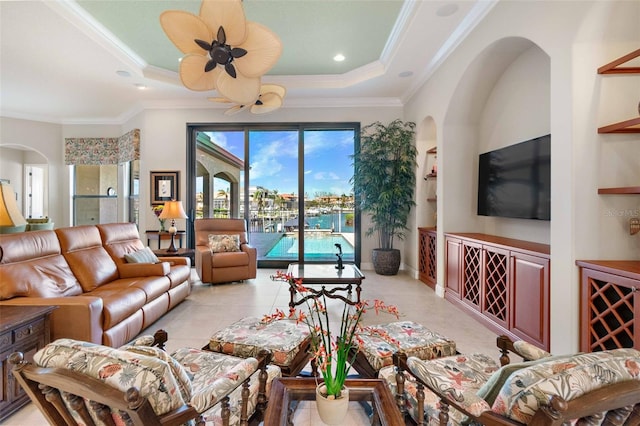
[{"xmin": 3, "ymin": 267, "xmax": 499, "ymax": 425}]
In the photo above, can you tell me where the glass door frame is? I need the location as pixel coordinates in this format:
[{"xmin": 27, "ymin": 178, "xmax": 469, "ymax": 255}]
[{"xmin": 186, "ymin": 122, "xmax": 361, "ymax": 269}]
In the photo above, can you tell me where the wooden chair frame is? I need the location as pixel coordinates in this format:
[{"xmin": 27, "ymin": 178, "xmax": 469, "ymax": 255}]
[
  {"xmin": 9, "ymin": 330, "xmax": 271, "ymax": 426},
  {"xmin": 393, "ymin": 336, "xmax": 640, "ymax": 426}
]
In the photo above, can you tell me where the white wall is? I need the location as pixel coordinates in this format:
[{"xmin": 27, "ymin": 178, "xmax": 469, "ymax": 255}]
[
  {"xmin": 404, "ymin": 0, "xmax": 639, "ymax": 354},
  {"xmin": 125, "ymin": 105, "xmax": 403, "ymax": 266},
  {"xmin": 0, "ymin": 117, "xmax": 64, "ymax": 225}
]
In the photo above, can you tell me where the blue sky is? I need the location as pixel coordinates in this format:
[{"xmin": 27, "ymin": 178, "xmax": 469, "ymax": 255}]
[{"xmin": 205, "ymin": 130, "xmax": 355, "ymax": 197}]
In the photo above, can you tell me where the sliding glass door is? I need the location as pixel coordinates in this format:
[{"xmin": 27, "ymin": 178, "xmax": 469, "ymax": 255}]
[{"xmin": 188, "ymin": 123, "xmax": 359, "ymax": 269}]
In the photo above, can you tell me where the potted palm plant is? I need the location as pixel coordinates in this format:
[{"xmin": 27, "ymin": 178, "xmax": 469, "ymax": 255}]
[{"xmin": 350, "ymin": 119, "xmax": 417, "ymax": 275}]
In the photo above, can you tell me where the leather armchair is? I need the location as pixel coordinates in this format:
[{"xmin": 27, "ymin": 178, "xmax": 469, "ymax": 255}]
[{"xmin": 194, "ymin": 218, "xmax": 257, "ymax": 284}]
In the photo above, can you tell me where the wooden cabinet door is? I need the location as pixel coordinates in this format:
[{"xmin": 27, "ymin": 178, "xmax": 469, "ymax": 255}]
[
  {"xmin": 445, "ymin": 237, "xmax": 461, "ymax": 299},
  {"xmin": 510, "ymin": 252, "xmax": 550, "ymax": 350},
  {"xmin": 580, "ymin": 267, "xmax": 640, "ymax": 352},
  {"xmin": 418, "ymin": 228, "xmax": 437, "ymax": 289},
  {"xmin": 481, "ymin": 245, "xmax": 510, "ymax": 329},
  {"xmin": 461, "ymin": 240, "xmax": 482, "ymax": 310}
]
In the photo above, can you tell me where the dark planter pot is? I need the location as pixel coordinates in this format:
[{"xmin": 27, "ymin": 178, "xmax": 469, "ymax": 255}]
[{"xmin": 372, "ymin": 248, "xmax": 401, "ymax": 275}]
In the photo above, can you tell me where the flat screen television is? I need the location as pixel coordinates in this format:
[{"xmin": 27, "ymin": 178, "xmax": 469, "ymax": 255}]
[{"xmin": 477, "ymin": 134, "xmax": 551, "ymax": 220}]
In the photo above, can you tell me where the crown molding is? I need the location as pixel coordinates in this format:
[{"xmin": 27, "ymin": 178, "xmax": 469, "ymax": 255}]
[
  {"xmin": 401, "ymin": 0, "xmax": 499, "ymax": 104},
  {"xmin": 45, "ymin": 0, "xmax": 147, "ymax": 73}
]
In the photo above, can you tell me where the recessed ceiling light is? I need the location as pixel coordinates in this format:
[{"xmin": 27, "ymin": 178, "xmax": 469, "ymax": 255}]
[
  {"xmin": 333, "ymin": 54, "xmax": 345, "ymax": 62},
  {"xmin": 436, "ymin": 3, "xmax": 458, "ymax": 17},
  {"xmin": 116, "ymin": 70, "xmax": 131, "ymax": 77},
  {"xmin": 134, "ymin": 83, "xmax": 147, "ymax": 90},
  {"xmin": 398, "ymin": 71, "xmax": 413, "ymax": 78}
]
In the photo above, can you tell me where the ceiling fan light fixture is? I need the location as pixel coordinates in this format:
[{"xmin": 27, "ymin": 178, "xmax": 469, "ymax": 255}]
[{"xmin": 160, "ymin": 0, "xmax": 284, "ymax": 106}]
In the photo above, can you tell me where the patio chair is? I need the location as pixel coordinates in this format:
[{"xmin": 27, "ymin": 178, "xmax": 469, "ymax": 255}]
[{"xmin": 10, "ymin": 330, "xmax": 281, "ymax": 426}]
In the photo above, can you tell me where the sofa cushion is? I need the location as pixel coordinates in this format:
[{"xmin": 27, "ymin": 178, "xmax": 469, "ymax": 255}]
[
  {"xmin": 209, "ymin": 317, "xmax": 311, "ymax": 368},
  {"xmin": 171, "ymin": 347, "xmax": 259, "ymax": 413},
  {"xmin": 56, "ymin": 225, "xmax": 119, "ymax": 291},
  {"xmin": 98, "ymin": 223, "xmax": 147, "ymax": 267},
  {"xmin": 35, "ymin": 339, "xmax": 188, "ymax": 416},
  {"xmin": 513, "ymin": 340, "xmax": 552, "ymax": 361},
  {"xmin": 356, "ymin": 321, "xmax": 457, "ymax": 372},
  {"xmin": 209, "ymin": 234, "xmax": 241, "ymax": 253},
  {"xmin": 492, "ymin": 348, "xmax": 640, "ymax": 424},
  {"xmin": 121, "ymin": 344, "xmax": 193, "ymax": 401},
  {"xmin": 407, "ymin": 354, "xmax": 498, "ymax": 421},
  {"xmin": 210, "ymin": 251, "xmax": 249, "ymax": 268},
  {"xmin": 87, "ymin": 285, "xmax": 147, "ymax": 328},
  {"xmin": 125, "ymin": 247, "xmax": 160, "ymax": 264},
  {"xmin": 0, "ymin": 231, "xmax": 82, "ymax": 300}
]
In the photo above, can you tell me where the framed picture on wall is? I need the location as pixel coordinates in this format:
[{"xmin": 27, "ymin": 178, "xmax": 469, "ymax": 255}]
[{"xmin": 151, "ymin": 171, "xmax": 179, "ymax": 205}]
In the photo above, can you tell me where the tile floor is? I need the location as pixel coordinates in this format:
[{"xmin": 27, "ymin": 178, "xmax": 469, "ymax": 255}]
[{"xmin": 3, "ymin": 267, "xmax": 500, "ymax": 425}]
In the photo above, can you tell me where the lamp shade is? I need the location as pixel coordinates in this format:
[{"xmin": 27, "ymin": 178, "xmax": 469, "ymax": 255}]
[
  {"xmin": 0, "ymin": 183, "xmax": 27, "ymax": 227},
  {"xmin": 158, "ymin": 200, "xmax": 188, "ymax": 220}
]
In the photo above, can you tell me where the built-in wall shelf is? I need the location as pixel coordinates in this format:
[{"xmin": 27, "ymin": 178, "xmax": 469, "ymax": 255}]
[
  {"xmin": 598, "ymin": 116, "xmax": 640, "ymax": 134},
  {"xmin": 597, "ymin": 49, "xmax": 640, "ymax": 74},
  {"xmin": 597, "ymin": 49, "xmax": 640, "ymax": 133},
  {"xmin": 598, "ymin": 187, "xmax": 640, "ymax": 195}
]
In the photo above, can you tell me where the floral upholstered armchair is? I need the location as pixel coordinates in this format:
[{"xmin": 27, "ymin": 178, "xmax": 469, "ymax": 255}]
[
  {"xmin": 10, "ymin": 330, "xmax": 281, "ymax": 426},
  {"xmin": 387, "ymin": 336, "xmax": 640, "ymax": 425}
]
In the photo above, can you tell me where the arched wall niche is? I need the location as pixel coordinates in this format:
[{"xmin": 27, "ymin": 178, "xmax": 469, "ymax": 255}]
[
  {"xmin": 441, "ymin": 36, "xmax": 551, "ymax": 244},
  {"xmin": 0, "ymin": 144, "xmax": 49, "ymax": 219},
  {"xmin": 416, "ymin": 116, "xmax": 437, "ymax": 228}
]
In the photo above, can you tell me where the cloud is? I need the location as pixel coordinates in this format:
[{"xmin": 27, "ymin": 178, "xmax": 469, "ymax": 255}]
[{"xmin": 314, "ymin": 171, "xmax": 341, "ymax": 180}]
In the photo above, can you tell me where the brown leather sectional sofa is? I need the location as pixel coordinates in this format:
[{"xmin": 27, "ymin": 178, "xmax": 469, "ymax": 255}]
[{"xmin": 0, "ymin": 223, "xmax": 191, "ymax": 348}]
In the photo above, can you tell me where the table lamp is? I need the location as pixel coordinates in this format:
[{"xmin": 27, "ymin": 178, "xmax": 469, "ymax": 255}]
[
  {"xmin": 158, "ymin": 200, "xmax": 188, "ymax": 252},
  {"xmin": 0, "ymin": 183, "xmax": 27, "ymax": 231}
]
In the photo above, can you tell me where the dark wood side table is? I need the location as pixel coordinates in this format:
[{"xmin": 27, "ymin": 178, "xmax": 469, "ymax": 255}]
[
  {"xmin": 0, "ymin": 305, "xmax": 56, "ymax": 421},
  {"xmin": 286, "ymin": 263, "xmax": 365, "ymax": 313},
  {"xmin": 146, "ymin": 230, "xmax": 186, "ymax": 249},
  {"xmin": 153, "ymin": 248, "xmax": 195, "ymax": 265}
]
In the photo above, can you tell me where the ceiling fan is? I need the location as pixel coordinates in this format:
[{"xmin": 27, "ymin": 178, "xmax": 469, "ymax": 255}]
[
  {"xmin": 160, "ymin": 0, "xmax": 284, "ymax": 109},
  {"xmin": 209, "ymin": 84, "xmax": 286, "ymax": 115}
]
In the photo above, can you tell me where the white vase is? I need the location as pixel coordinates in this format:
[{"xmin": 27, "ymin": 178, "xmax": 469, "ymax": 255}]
[{"xmin": 315, "ymin": 384, "xmax": 349, "ymax": 425}]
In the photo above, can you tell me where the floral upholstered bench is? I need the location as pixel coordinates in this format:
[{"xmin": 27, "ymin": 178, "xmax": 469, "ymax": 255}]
[
  {"xmin": 351, "ymin": 320, "xmax": 457, "ymax": 378},
  {"xmin": 208, "ymin": 316, "xmax": 313, "ymax": 377}
]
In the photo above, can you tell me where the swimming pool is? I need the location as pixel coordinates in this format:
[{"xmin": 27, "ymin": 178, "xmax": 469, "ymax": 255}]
[{"xmin": 265, "ymin": 232, "xmax": 354, "ymax": 259}]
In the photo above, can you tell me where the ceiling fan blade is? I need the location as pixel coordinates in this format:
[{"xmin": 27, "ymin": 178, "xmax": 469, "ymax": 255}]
[
  {"xmin": 260, "ymin": 84, "xmax": 286, "ymax": 99},
  {"xmin": 216, "ymin": 72, "xmax": 260, "ymax": 105},
  {"xmin": 234, "ymin": 22, "xmax": 282, "ymax": 78},
  {"xmin": 160, "ymin": 11, "xmax": 212, "ymax": 55},
  {"xmin": 179, "ymin": 54, "xmax": 219, "ymax": 91},
  {"xmin": 200, "ymin": 0, "xmax": 247, "ymax": 45}
]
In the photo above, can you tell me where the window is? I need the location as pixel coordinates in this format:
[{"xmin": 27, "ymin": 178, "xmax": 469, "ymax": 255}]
[{"xmin": 188, "ymin": 123, "xmax": 360, "ymax": 268}]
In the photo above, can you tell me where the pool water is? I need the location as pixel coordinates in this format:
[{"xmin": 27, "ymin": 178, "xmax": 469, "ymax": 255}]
[{"xmin": 265, "ymin": 233, "xmax": 354, "ymax": 259}]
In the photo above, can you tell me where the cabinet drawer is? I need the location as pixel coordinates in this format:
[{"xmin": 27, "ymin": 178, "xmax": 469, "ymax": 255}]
[
  {"xmin": 0, "ymin": 332, "xmax": 10, "ymax": 351},
  {"xmin": 14, "ymin": 318, "xmax": 45, "ymax": 344}
]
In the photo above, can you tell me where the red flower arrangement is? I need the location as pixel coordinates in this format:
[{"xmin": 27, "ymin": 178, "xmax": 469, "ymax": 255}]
[{"xmin": 264, "ymin": 270, "xmax": 400, "ymax": 398}]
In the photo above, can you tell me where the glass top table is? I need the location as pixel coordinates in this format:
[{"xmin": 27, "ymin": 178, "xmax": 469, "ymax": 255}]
[
  {"xmin": 286, "ymin": 263, "xmax": 365, "ymax": 312},
  {"xmin": 263, "ymin": 377, "xmax": 405, "ymax": 426}
]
